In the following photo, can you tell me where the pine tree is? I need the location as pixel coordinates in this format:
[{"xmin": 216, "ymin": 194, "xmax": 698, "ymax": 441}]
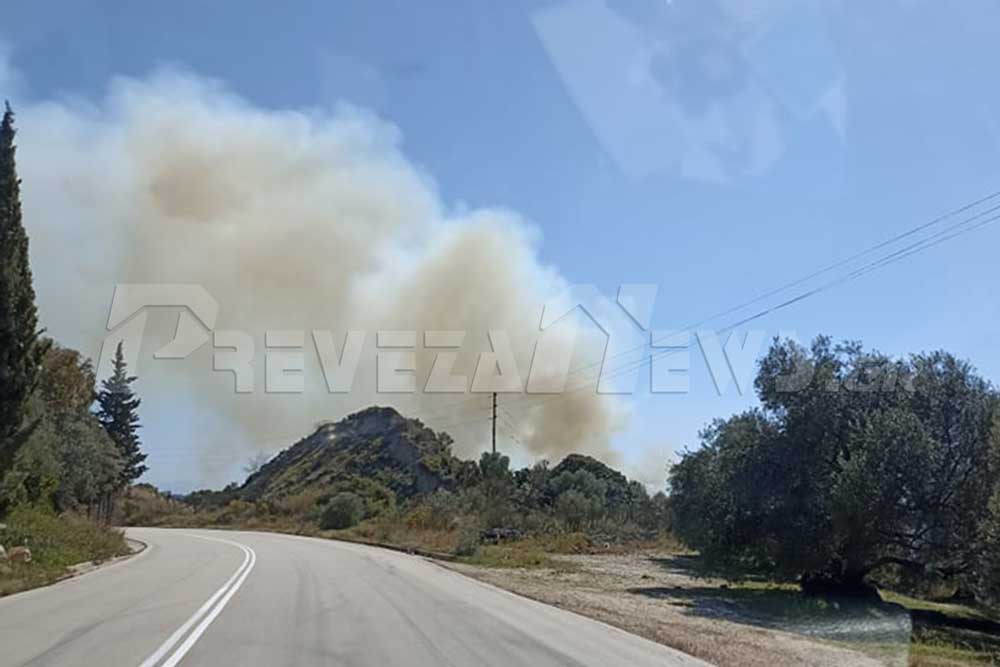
[
  {"xmin": 0, "ymin": 102, "xmax": 45, "ymax": 475},
  {"xmin": 96, "ymin": 342, "xmax": 147, "ymax": 487}
]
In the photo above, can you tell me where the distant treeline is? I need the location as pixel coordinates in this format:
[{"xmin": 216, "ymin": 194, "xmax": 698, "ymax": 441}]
[{"xmin": 158, "ymin": 451, "xmax": 672, "ymax": 548}]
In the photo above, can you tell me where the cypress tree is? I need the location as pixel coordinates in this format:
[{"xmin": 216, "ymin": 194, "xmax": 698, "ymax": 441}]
[
  {"xmin": 0, "ymin": 102, "xmax": 45, "ymax": 474},
  {"xmin": 96, "ymin": 342, "xmax": 147, "ymax": 487}
]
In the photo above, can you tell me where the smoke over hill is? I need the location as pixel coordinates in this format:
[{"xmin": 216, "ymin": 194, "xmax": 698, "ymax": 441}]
[{"xmin": 8, "ymin": 66, "xmax": 628, "ymax": 483}]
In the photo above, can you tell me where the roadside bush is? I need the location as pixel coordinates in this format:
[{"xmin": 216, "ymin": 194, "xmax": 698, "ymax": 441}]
[
  {"xmin": 453, "ymin": 525, "xmax": 480, "ymax": 557},
  {"xmin": 319, "ymin": 492, "xmax": 365, "ymax": 529},
  {"xmin": 118, "ymin": 484, "xmax": 193, "ymax": 526},
  {"xmin": 270, "ymin": 489, "xmax": 325, "ymax": 518},
  {"xmin": 978, "ymin": 488, "xmax": 1000, "ymax": 605},
  {"xmin": 514, "ymin": 509, "xmax": 562, "ymax": 536},
  {"xmin": 554, "ymin": 489, "xmax": 603, "ymax": 530},
  {"xmin": 404, "ymin": 490, "xmax": 460, "ymax": 530},
  {"xmin": 0, "ymin": 506, "xmax": 128, "ymax": 597},
  {"xmin": 460, "ymin": 539, "xmax": 578, "ymax": 571},
  {"xmin": 2, "ymin": 505, "xmax": 126, "ymax": 568},
  {"xmin": 213, "ymin": 500, "xmax": 258, "ymax": 525},
  {"xmin": 404, "ymin": 505, "xmax": 435, "ymax": 530}
]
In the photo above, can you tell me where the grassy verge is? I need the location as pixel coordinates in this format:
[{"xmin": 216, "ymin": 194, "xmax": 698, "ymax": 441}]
[
  {"xmin": 0, "ymin": 505, "xmax": 129, "ymax": 597},
  {"xmin": 334, "ymin": 519, "xmax": 675, "ymax": 570},
  {"xmin": 458, "ymin": 541, "xmax": 580, "ymax": 571},
  {"xmin": 326, "ymin": 522, "xmax": 588, "ymax": 570},
  {"xmin": 330, "ymin": 521, "xmax": 468, "ymax": 555},
  {"xmin": 879, "ymin": 592, "xmax": 1000, "ymax": 666}
]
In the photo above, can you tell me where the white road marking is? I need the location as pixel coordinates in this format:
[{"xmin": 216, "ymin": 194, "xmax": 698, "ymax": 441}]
[{"xmin": 138, "ymin": 533, "xmax": 256, "ymax": 667}]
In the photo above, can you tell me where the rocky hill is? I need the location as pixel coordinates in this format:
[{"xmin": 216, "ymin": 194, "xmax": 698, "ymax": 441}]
[{"xmin": 240, "ymin": 406, "xmax": 474, "ymax": 504}]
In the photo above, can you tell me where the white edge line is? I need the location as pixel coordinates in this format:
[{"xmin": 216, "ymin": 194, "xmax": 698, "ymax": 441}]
[
  {"xmin": 159, "ymin": 544, "xmax": 256, "ymax": 667},
  {"xmin": 137, "ymin": 534, "xmax": 255, "ymax": 667}
]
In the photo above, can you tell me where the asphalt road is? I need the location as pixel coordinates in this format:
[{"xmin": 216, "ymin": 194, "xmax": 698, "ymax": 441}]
[{"xmin": 0, "ymin": 528, "xmax": 711, "ymax": 666}]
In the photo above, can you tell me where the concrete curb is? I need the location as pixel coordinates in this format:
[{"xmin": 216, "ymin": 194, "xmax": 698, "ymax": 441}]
[
  {"xmin": 57, "ymin": 536, "xmax": 148, "ymax": 583},
  {"xmin": 0, "ymin": 536, "xmax": 149, "ymax": 600}
]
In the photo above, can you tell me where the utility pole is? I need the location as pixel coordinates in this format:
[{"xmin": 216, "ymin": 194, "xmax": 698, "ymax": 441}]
[{"xmin": 491, "ymin": 392, "xmax": 497, "ymax": 454}]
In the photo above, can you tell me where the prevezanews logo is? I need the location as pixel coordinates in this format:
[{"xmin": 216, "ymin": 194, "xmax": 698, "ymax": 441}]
[{"xmin": 97, "ymin": 283, "xmax": 843, "ymax": 397}]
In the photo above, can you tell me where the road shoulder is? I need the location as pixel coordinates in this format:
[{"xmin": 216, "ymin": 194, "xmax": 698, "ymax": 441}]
[{"xmin": 442, "ymin": 551, "xmax": 894, "ymax": 667}]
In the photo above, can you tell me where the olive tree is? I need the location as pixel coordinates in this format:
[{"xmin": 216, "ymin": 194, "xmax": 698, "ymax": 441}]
[{"xmin": 671, "ymin": 337, "xmax": 999, "ymax": 596}]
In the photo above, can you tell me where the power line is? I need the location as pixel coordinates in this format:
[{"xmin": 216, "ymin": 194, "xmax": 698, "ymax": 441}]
[
  {"xmin": 594, "ymin": 209, "xmax": 1000, "ymax": 398},
  {"xmin": 396, "ymin": 391, "xmax": 494, "ymax": 422},
  {"xmin": 403, "ymin": 189, "xmax": 1000, "ymax": 422},
  {"xmin": 501, "ymin": 201, "xmax": 1000, "ymax": 418},
  {"xmin": 674, "ymin": 193, "xmax": 1000, "ymax": 337},
  {"xmin": 424, "ymin": 411, "xmax": 493, "ymax": 432},
  {"xmin": 498, "ymin": 412, "xmax": 528, "ymax": 446},
  {"xmin": 515, "ymin": 192, "xmax": 1000, "ymax": 394},
  {"xmin": 166, "ymin": 190, "xmax": 1000, "ymax": 450}
]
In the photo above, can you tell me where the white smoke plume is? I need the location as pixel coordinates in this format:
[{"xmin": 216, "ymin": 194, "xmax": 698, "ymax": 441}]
[{"xmin": 10, "ymin": 67, "xmax": 629, "ymax": 486}]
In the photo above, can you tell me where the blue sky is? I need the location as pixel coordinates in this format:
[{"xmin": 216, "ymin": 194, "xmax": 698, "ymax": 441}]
[{"xmin": 4, "ymin": 0, "xmax": 1000, "ymax": 489}]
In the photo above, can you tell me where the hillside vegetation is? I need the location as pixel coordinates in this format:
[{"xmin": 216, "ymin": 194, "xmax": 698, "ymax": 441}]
[
  {"xmin": 135, "ymin": 406, "xmax": 672, "ymax": 559},
  {"xmin": 241, "ymin": 406, "xmax": 474, "ymax": 504}
]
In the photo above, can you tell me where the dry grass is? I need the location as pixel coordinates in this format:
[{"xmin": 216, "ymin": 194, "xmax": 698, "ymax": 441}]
[
  {"xmin": 458, "ymin": 541, "xmax": 579, "ymax": 570},
  {"xmin": 331, "ymin": 523, "xmax": 465, "ymax": 554}
]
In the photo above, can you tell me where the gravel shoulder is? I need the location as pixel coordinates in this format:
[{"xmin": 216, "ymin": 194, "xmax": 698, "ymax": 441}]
[{"xmin": 446, "ymin": 550, "xmax": 910, "ymax": 667}]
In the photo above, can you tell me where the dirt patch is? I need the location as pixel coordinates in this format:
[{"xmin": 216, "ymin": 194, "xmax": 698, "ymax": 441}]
[{"xmin": 446, "ymin": 550, "xmax": 910, "ymax": 667}]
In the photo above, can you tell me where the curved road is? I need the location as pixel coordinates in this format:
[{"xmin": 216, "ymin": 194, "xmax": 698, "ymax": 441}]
[{"xmin": 0, "ymin": 528, "xmax": 710, "ymax": 666}]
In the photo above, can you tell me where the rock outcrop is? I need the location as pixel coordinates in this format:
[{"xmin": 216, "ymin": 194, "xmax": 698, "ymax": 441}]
[{"xmin": 240, "ymin": 407, "xmax": 474, "ymax": 504}]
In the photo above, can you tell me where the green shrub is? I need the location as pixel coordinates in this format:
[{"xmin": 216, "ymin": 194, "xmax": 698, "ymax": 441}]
[
  {"xmin": 0, "ymin": 505, "xmax": 128, "ymax": 596},
  {"xmin": 460, "ymin": 541, "xmax": 577, "ymax": 571},
  {"xmin": 452, "ymin": 525, "xmax": 480, "ymax": 557},
  {"xmin": 270, "ymin": 490, "xmax": 324, "ymax": 518},
  {"xmin": 213, "ymin": 500, "xmax": 258, "ymax": 525},
  {"xmin": 319, "ymin": 492, "xmax": 365, "ymax": 530},
  {"xmin": 405, "ymin": 490, "xmax": 458, "ymax": 530},
  {"xmin": 554, "ymin": 489, "xmax": 602, "ymax": 530},
  {"xmin": 118, "ymin": 484, "xmax": 193, "ymax": 526},
  {"xmin": 3, "ymin": 505, "xmax": 126, "ymax": 567}
]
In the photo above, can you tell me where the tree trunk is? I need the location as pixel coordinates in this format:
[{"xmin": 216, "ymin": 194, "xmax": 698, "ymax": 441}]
[{"xmin": 801, "ymin": 560, "xmax": 880, "ymax": 600}]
